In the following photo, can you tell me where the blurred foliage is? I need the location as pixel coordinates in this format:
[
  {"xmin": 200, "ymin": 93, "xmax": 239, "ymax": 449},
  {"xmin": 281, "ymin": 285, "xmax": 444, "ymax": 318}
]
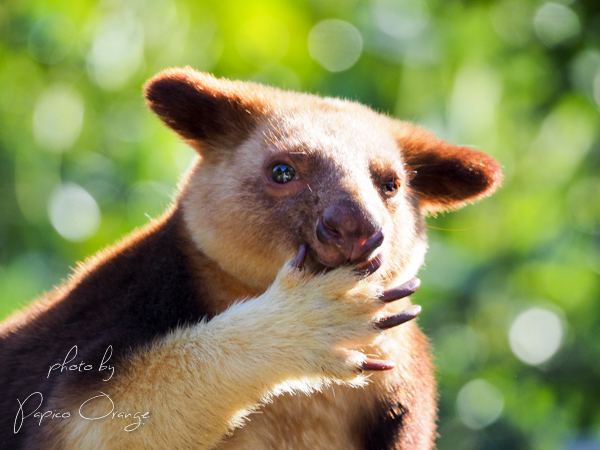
[{"xmin": 1, "ymin": 0, "xmax": 600, "ymax": 448}]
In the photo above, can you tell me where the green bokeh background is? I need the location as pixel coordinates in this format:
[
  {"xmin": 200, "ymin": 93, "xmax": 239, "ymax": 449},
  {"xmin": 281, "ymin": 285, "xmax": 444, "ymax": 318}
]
[{"xmin": 1, "ymin": 0, "xmax": 599, "ymax": 448}]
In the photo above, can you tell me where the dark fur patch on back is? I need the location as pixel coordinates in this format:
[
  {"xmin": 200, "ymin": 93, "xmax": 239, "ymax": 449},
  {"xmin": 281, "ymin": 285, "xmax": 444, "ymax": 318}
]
[{"xmin": 0, "ymin": 208, "xmax": 205, "ymax": 448}]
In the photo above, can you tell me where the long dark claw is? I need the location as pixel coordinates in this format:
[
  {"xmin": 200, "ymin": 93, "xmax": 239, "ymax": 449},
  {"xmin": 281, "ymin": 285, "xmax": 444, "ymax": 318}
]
[
  {"xmin": 380, "ymin": 278, "xmax": 420, "ymax": 303},
  {"xmin": 355, "ymin": 253, "xmax": 384, "ymax": 277},
  {"xmin": 361, "ymin": 359, "xmax": 396, "ymax": 371},
  {"xmin": 375, "ymin": 305, "xmax": 421, "ymax": 330},
  {"xmin": 291, "ymin": 243, "xmax": 308, "ymax": 269}
]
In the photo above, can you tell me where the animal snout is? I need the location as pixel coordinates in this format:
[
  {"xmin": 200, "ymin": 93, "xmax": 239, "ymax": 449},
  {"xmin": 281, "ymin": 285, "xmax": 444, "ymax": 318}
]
[{"xmin": 316, "ymin": 205, "xmax": 384, "ymax": 263}]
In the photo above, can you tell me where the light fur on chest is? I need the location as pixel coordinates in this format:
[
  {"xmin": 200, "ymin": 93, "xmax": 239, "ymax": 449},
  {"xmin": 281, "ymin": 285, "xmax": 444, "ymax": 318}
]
[{"xmin": 216, "ymin": 323, "xmax": 415, "ymax": 450}]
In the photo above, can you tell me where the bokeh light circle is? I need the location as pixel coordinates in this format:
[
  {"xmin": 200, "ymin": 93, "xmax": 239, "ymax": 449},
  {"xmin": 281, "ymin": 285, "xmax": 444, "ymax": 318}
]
[
  {"xmin": 33, "ymin": 86, "xmax": 84, "ymax": 152},
  {"xmin": 48, "ymin": 183, "xmax": 101, "ymax": 242},
  {"xmin": 509, "ymin": 307, "xmax": 563, "ymax": 366},
  {"xmin": 533, "ymin": 3, "xmax": 580, "ymax": 47},
  {"xmin": 456, "ymin": 379, "xmax": 504, "ymax": 429},
  {"xmin": 308, "ymin": 19, "xmax": 363, "ymax": 72}
]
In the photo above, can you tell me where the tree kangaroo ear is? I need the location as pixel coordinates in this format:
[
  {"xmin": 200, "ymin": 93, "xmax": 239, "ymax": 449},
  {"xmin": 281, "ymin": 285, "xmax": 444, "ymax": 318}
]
[
  {"xmin": 144, "ymin": 67, "xmax": 267, "ymax": 151},
  {"xmin": 394, "ymin": 122, "xmax": 503, "ymax": 214}
]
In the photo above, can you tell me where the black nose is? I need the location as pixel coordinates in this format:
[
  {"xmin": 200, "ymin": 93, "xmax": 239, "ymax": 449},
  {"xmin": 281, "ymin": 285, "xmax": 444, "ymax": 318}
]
[{"xmin": 316, "ymin": 204, "xmax": 384, "ymax": 263}]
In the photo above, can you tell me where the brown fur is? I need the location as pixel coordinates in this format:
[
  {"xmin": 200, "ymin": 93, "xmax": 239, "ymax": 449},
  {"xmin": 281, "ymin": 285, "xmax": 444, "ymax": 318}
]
[
  {"xmin": 393, "ymin": 121, "xmax": 502, "ymax": 213},
  {"xmin": 0, "ymin": 208, "xmax": 203, "ymax": 448},
  {"xmin": 0, "ymin": 68, "xmax": 501, "ymax": 449}
]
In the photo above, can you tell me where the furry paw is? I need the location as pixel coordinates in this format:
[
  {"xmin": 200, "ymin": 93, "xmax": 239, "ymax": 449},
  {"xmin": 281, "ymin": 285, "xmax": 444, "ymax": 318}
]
[{"xmin": 261, "ymin": 244, "xmax": 420, "ymax": 383}]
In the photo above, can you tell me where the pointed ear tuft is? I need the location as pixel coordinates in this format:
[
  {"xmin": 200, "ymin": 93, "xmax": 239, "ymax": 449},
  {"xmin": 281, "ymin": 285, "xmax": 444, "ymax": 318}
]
[
  {"xmin": 144, "ymin": 67, "xmax": 268, "ymax": 149},
  {"xmin": 394, "ymin": 122, "xmax": 502, "ymax": 213}
]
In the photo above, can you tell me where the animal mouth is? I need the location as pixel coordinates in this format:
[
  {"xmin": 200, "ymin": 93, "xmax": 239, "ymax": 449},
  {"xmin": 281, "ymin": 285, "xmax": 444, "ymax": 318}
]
[{"xmin": 304, "ymin": 243, "xmax": 385, "ymax": 275}]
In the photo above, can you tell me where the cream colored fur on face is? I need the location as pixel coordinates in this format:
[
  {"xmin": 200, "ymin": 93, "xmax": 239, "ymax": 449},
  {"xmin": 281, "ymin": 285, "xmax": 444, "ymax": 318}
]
[
  {"xmin": 50, "ymin": 261, "xmax": 413, "ymax": 449},
  {"xmin": 181, "ymin": 112, "xmax": 422, "ymax": 292}
]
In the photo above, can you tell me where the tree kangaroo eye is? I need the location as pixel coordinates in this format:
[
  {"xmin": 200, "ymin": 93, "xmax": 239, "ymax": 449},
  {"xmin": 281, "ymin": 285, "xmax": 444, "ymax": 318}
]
[
  {"xmin": 272, "ymin": 164, "xmax": 298, "ymax": 184},
  {"xmin": 382, "ymin": 178, "xmax": 400, "ymax": 196}
]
